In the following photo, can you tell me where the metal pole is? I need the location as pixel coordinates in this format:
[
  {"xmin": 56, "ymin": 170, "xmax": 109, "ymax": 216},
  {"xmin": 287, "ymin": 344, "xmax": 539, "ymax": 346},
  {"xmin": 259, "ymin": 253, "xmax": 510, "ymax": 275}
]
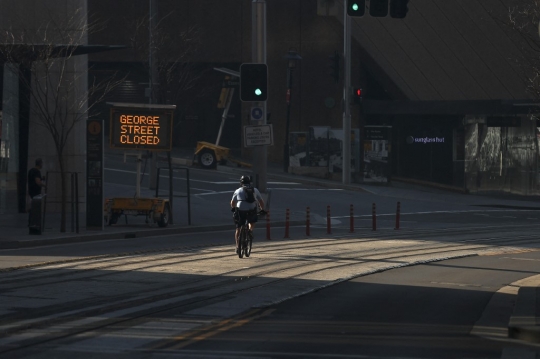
[
  {"xmin": 283, "ymin": 67, "xmax": 292, "ymax": 172},
  {"xmin": 216, "ymin": 88, "xmax": 235, "ymax": 146},
  {"xmin": 186, "ymin": 168, "xmax": 191, "ymax": 225},
  {"xmin": 136, "ymin": 152, "xmax": 142, "ymax": 198},
  {"xmin": 252, "ymin": 0, "xmax": 267, "ymax": 193},
  {"xmin": 343, "ymin": 1, "xmax": 352, "ymax": 184},
  {"xmin": 148, "ymin": 0, "xmax": 159, "ymax": 190},
  {"xmin": 75, "ymin": 172, "xmax": 79, "ymax": 234},
  {"xmin": 71, "ymin": 173, "xmax": 74, "ymax": 232},
  {"xmin": 306, "ymin": 206, "xmax": 310, "ymax": 236},
  {"xmin": 167, "ymin": 152, "xmax": 174, "ymax": 225},
  {"xmin": 284, "ymin": 208, "xmax": 290, "ymax": 239},
  {"xmin": 155, "ymin": 167, "xmax": 160, "ymax": 198}
]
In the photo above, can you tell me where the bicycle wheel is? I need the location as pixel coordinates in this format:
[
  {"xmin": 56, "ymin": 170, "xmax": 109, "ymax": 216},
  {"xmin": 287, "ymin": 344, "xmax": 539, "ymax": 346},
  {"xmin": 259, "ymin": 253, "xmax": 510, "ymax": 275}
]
[
  {"xmin": 238, "ymin": 225, "xmax": 245, "ymax": 258},
  {"xmin": 245, "ymin": 229, "xmax": 252, "ymax": 257}
]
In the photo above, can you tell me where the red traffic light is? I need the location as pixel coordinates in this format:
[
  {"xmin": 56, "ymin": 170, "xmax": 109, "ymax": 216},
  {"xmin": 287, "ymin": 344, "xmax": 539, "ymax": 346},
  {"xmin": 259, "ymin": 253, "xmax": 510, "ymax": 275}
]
[{"xmin": 354, "ymin": 88, "xmax": 362, "ymax": 97}]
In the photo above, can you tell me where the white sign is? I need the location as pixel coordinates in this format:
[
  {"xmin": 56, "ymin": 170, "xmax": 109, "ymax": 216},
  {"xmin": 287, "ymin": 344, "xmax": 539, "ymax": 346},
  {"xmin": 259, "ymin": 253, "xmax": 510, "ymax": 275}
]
[
  {"xmin": 244, "ymin": 124, "xmax": 274, "ymax": 147},
  {"xmin": 250, "ymin": 107, "xmax": 264, "ymax": 122}
]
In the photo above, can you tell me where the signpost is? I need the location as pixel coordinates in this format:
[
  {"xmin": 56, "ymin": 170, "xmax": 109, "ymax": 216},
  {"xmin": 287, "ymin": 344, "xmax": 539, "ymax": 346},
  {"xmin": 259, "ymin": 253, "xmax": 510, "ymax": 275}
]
[{"xmin": 86, "ymin": 119, "xmax": 104, "ymax": 230}]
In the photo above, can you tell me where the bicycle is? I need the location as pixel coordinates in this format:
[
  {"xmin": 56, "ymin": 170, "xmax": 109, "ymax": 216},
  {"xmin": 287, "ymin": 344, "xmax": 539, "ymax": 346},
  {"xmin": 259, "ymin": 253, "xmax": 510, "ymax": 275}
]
[
  {"xmin": 233, "ymin": 207, "xmax": 257, "ymax": 259},
  {"xmin": 237, "ymin": 213, "xmax": 253, "ymax": 258}
]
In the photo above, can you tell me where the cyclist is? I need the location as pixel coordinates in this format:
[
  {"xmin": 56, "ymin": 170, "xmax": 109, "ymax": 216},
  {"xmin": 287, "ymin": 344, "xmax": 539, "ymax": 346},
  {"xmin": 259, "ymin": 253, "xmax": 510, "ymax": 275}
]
[{"xmin": 231, "ymin": 175, "xmax": 265, "ymax": 254}]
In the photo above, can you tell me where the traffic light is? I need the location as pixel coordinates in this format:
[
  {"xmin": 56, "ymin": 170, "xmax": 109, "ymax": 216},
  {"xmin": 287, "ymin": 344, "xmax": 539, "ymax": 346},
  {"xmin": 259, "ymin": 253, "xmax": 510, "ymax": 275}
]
[
  {"xmin": 369, "ymin": 0, "xmax": 389, "ymax": 17},
  {"xmin": 329, "ymin": 51, "xmax": 340, "ymax": 84},
  {"xmin": 390, "ymin": 0, "xmax": 409, "ymax": 18},
  {"xmin": 240, "ymin": 63, "xmax": 268, "ymax": 102},
  {"xmin": 352, "ymin": 87, "xmax": 363, "ymax": 103},
  {"xmin": 347, "ymin": 0, "xmax": 365, "ymax": 17}
]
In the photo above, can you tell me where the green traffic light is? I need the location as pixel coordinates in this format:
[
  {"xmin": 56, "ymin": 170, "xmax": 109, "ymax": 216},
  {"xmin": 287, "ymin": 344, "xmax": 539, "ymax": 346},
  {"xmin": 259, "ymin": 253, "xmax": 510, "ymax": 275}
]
[
  {"xmin": 255, "ymin": 88, "xmax": 262, "ymax": 96},
  {"xmin": 352, "ymin": 3, "xmax": 359, "ymax": 11}
]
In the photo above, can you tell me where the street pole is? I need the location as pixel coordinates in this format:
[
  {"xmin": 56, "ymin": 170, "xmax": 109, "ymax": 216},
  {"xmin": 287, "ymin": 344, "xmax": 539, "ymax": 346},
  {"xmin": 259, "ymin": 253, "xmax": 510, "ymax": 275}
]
[
  {"xmin": 342, "ymin": 2, "xmax": 352, "ymax": 185},
  {"xmin": 148, "ymin": 0, "xmax": 159, "ymax": 190},
  {"xmin": 252, "ymin": 0, "xmax": 267, "ymax": 192},
  {"xmin": 283, "ymin": 67, "xmax": 292, "ymax": 172}
]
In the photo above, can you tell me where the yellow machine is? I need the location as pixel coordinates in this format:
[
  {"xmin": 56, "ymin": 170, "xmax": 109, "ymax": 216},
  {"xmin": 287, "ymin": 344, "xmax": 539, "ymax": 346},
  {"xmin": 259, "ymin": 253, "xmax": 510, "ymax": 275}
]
[
  {"xmin": 194, "ymin": 70, "xmax": 251, "ymax": 170},
  {"xmin": 104, "ymin": 197, "xmax": 170, "ymax": 227},
  {"xmin": 194, "ymin": 141, "xmax": 251, "ymax": 169}
]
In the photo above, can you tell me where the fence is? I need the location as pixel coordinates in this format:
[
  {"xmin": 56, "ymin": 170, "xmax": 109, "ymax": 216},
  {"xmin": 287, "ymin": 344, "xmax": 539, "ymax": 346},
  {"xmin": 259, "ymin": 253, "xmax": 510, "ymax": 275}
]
[{"xmin": 155, "ymin": 166, "xmax": 191, "ymax": 225}]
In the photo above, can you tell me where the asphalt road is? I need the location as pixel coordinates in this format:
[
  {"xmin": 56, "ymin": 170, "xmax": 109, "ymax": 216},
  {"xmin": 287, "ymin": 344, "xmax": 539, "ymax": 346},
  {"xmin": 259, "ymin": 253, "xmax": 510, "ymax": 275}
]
[{"xmin": 172, "ymin": 251, "xmax": 540, "ymax": 359}]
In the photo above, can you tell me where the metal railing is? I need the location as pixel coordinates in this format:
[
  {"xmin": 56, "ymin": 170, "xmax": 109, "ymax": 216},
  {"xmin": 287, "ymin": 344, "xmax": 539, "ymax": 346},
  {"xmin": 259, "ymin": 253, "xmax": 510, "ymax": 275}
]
[{"xmin": 155, "ymin": 166, "xmax": 191, "ymax": 225}]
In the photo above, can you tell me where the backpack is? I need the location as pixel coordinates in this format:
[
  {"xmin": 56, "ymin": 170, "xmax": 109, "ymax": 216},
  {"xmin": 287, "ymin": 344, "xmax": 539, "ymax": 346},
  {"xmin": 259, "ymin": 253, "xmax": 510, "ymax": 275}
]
[{"xmin": 243, "ymin": 186, "xmax": 255, "ymax": 203}]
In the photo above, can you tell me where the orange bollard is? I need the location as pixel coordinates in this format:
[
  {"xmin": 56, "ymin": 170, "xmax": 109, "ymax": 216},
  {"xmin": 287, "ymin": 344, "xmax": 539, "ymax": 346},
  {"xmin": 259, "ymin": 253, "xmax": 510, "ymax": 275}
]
[
  {"xmin": 395, "ymin": 202, "xmax": 401, "ymax": 230},
  {"xmin": 372, "ymin": 203, "xmax": 377, "ymax": 231},
  {"xmin": 306, "ymin": 207, "xmax": 311, "ymax": 236},
  {"xmin": 327, "ymin": 205, "xmax": 332, "ymax": 234},
  {"xmin": 266, "ymin": 210, "xmax": 271, "ymax": 240},
  {"xmin": 284, "ymin": 208, "xmax": 290, "ymax": 239},
  {"xmin": 349, "ymin": 204, "xmax": 354, "ymax": 233}
]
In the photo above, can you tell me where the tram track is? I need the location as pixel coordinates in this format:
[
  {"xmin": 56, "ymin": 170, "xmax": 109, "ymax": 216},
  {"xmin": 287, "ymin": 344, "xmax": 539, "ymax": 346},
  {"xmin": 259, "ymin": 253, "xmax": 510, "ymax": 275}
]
[{"xmin": 1, "ymin": 225, "xmax": 539, "ymax": 354}]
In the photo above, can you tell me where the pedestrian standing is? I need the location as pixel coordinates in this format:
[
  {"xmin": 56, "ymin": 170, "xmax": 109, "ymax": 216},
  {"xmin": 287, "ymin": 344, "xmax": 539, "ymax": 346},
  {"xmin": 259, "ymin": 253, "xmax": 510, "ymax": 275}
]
[{"xmin": 27, "ymin": 158, "xmax": 45, "ymax": 211}]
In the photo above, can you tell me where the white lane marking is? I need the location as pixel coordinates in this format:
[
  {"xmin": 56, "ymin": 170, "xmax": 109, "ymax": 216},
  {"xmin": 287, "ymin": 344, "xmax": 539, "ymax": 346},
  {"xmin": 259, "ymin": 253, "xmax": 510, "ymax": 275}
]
[
  {"xmin": 214, "ymin": 181, "xmax": 302, "ymax": 185},
  {"xmin": 152, "ymin": 349, "xmax": 410, "ymax": 359},
  {"xmin": 195, "ymin": 188, "xmax": 344, "ymax": 196},
  {"xmin": 332, "ymin": 209, "xmax": 540, "ymax": 219},
  {"xmin": 502, "ymin": 257, "xmax": 540, "ymax": 262},
  {"xmin": 105, "ymin": 168, "xmax": 301, "ymax": 186}
]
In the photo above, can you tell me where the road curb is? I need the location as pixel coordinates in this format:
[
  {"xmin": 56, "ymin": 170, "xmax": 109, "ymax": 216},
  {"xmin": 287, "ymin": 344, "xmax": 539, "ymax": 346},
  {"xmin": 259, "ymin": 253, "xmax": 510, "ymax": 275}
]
[
  {"xmin": 508, "ymin": 286, "xmax": 540, "ymax": 343},
  {"xmin": 2, "ymin": 220, "xmax": 309, "ymax": 249}
]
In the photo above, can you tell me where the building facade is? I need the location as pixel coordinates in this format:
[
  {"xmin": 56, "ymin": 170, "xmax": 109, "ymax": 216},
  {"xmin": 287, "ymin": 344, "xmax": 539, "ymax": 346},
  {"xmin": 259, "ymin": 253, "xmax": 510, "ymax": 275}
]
[{"xmin": 1, "ymin": 0, "xmax": 538, "ymax": 215}]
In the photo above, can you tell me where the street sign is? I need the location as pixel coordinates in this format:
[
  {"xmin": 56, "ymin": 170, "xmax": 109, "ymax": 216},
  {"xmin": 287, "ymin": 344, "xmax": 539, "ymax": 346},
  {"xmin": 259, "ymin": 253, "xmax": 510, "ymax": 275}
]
[
  {"xmin": 250, "ymin": 107, "xmax": 264, "ymax": 122},
  {"xmin": 244, "ymin": 124, "xmax": 274, "ymax": 147},
  {"xmin": 109, "ymin": 106, "xmax": 174, "ymax": 151}
]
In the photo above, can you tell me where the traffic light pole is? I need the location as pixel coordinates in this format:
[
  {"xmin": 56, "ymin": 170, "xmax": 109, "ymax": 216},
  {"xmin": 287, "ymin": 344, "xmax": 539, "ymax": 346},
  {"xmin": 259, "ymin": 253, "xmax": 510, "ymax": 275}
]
[
  {"xmin": 252, "ymin": 0, "xmax": 267, "ymax": 192},
  {"xmin": 343, "ymin": 3, "xmax": 352, "ymax": 185},
  {"xmin": 148, "ymin": 0, "xmax": 159, "ymax": 190}
]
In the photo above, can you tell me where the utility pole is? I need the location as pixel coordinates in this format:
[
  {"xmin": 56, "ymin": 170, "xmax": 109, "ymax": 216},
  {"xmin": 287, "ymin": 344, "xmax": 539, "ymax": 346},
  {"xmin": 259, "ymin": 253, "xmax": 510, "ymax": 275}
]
[
  {"xmin": 148, "ymin": 0, "xmax": 159, "ymax": 190},
  {"xmin": 342, "ymin": 3, "xmax": 352, "ymax": 184},
  {"xmin": 252, "ymin": 0, "xmax": 267, "ymax": 192}
]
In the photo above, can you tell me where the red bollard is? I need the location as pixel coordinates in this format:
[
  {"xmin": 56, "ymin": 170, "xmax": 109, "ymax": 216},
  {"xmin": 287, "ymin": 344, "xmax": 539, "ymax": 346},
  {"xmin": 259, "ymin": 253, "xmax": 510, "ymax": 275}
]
[
  {"xmin": 266, "ymin": 210, "xmax": 271, "ymax": 240},
  {"xmin": 306, "ymin": 207, "xmax": 311, "ymax": 236},
  {"xmin": 372, "ymin": 203, "xmax": 377, "ymax": 231},
  {"xmin": 349, "ymin": 204, "xmax": 354, "ymax": 233},
  {"xmin": 327, "ymin": 205, "xmax": 332, "ymax": 234},
  {"xmin": 395, "ymin": 202, "xmax": 401, "ymax": 230},
  {"xmin": 284, "ymin": 208, "xmax": 290, "ymax": 239}
]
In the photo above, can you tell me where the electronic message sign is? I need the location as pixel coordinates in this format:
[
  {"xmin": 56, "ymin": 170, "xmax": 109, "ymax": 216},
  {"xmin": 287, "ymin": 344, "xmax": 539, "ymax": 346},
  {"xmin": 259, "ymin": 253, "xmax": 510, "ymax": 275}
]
[{"xmin": 109, "ymin": 107, "xmax": 174, "ymax": 151}]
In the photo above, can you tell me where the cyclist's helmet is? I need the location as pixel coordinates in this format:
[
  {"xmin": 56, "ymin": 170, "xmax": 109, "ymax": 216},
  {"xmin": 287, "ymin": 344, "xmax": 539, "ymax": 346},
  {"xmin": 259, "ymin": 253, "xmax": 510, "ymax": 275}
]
[{"xmin": 240, "ymin": 175, "xmax": 251, "ymax": 185}]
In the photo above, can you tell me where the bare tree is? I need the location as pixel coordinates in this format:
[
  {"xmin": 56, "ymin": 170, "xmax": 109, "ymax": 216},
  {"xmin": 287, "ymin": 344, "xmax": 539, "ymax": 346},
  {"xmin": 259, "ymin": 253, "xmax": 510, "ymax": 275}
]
[
  {"xmin": 0, "ymin": 8, "xmax": 124, "ymax": 232},
  {"xmin": 124, "ymin": 3, "xmax": 205, "ymax": 117}
]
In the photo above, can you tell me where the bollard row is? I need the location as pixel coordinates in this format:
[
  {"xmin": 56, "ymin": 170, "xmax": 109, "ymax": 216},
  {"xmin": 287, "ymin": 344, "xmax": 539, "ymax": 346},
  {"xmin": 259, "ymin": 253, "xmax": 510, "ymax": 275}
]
[{"xmin": 261, "ymin": 202, "xmax": 402, "ymax": 239}]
